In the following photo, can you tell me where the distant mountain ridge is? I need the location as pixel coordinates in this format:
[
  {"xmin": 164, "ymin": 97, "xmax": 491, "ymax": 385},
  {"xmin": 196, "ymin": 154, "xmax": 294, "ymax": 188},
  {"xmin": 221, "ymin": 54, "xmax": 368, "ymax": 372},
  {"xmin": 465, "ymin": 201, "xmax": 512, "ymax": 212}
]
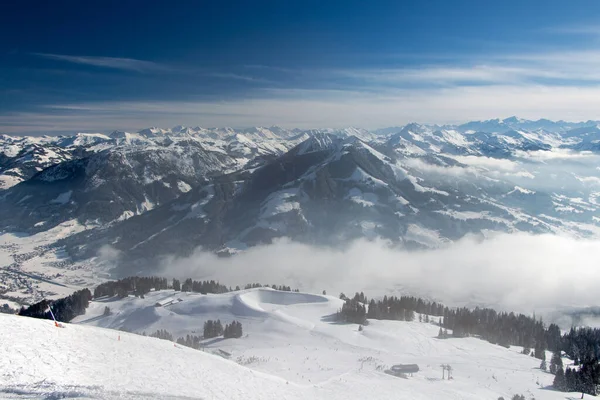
[{"xmin": 1, "ymin": 117, "xmax": 600, "ymax": 276}]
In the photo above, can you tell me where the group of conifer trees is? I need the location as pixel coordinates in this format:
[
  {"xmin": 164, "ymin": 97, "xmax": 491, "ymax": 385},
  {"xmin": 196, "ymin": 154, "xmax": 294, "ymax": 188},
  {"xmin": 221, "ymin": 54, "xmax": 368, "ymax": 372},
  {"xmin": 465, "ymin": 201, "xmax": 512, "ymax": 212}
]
[
  {"xmin": 18, "ymin": 288, "xmax": 91, "ymax": 322},
  {"xmin": 92, "ymin": 276, "xmax": 300, "ymax": 299},
  {"xmin": 94, "ymin": 276, "xmax": 169, "ymax": 298},
  {"xmin": 202, "ymin": 319, "xmax": 243, "ymax": 339},
  {"xmin": 144, "ymin": 322, "xmax": 243, "ymax": 350},
  {"xmin": 224, "ymin": 320, "xmax": 243, "ymax": 338},
  {"xmin": 203, "ymin": 319, "xmax": 224, "ymax": 338}
]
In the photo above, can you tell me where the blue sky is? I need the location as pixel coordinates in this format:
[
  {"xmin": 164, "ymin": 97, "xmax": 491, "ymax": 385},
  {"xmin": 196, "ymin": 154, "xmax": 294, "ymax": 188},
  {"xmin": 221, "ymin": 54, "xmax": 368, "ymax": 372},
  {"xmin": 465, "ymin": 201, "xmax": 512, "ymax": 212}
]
[{"xmin": 3, "ymin": 0, "xmax": 600, "ymax": 134}]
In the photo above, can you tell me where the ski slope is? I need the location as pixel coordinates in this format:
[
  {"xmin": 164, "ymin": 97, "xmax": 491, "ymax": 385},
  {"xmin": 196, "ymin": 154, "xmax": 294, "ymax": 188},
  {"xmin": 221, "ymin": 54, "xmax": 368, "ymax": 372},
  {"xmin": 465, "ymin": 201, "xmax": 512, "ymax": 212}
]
[
  {"xmin": 0, "ymin": 288, "xmax": 561, "ymax": 399},
  {"xmin": 0, "ymin": 313, "xmax": 299, "ymax": 400}
]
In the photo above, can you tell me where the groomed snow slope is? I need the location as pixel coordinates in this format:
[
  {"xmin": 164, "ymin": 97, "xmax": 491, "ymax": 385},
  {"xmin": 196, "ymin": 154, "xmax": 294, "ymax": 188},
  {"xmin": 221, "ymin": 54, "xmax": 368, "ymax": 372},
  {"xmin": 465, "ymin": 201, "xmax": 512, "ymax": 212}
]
[
  {"xmin": 0, "ymin": 313, "xmax": 299, "ymax": 400},
  {"xmin": 63, "ymin": 288, "xmax": 579, "ymax": 399}
]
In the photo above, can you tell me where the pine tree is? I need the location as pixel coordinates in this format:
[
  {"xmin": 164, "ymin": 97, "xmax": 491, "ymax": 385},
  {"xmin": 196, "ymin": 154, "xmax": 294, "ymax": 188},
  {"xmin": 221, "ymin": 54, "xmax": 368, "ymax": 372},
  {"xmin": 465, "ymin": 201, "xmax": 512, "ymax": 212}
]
[
  {"xmin": 223, "ymin": 323, "xmax": 230, "ymax": 338},
  {"xmin": 565, "ymin": 368, "xmax": 575, "ymax": 392},
  {"xmin": 534, "ymin": 341, "xmax": 546, "ymax": 360},
  {"xmin": 549, "ymin": 351, "xmax": 563, "ymax": 375},
  {"xmin": 215, "ymin": 319, "xmax": 223, "ymax": 336},
  {"xmin": 553, "ymin": 366, "xmax": 566, "ymax": 391},
  {"xmin": 204, "ymin": 320, "xmax": 214, "ymax": 338},
  {"xmin": 578, "ymin": 360, "xmax": 600, "ymax": 397},
  {"xmin": 540, "ymin": 359, "xmax": 547, "ymax": 371}
]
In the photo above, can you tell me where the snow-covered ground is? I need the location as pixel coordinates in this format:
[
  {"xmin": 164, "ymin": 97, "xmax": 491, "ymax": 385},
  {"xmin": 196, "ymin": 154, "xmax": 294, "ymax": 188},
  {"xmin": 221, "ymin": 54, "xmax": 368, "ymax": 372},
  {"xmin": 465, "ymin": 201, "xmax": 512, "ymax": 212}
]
[
  {"xmin": 0, "ymin": 288, "xmax": 561, "ymax": 399},
  {"xmin": 0, "ymin": 220, "xmax": 106, "ymax": 307}
]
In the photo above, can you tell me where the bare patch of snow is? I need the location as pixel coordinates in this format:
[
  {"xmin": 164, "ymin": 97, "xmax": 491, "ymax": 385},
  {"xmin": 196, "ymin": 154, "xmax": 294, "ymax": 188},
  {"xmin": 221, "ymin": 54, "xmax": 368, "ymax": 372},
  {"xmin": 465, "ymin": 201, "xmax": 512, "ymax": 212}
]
[
  {"xmin": 177, "ymin": 181, "xmax": 192, "ymax": 193},
  {"xmin": 261, "ymin": 189, "xmax": 301, "ymax": 218}
]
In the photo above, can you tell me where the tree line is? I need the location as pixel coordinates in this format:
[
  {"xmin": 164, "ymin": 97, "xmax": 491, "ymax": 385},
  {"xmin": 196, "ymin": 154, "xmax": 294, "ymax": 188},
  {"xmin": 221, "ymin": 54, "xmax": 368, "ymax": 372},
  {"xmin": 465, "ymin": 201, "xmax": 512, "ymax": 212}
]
[
  {"xmin": 93, "ymin": 276, "xmax": 301, "ymax": 299},
  {"xmin": 243, "ymin": 283, "xmax": 299, "ymax": 292},
  {"xmin": 94, "ymin": 276, "xmax": 169, "ymax": 298},
  {"xmin": 552, "ymin": 360, "xmax": 600, "ymax": 396},
  {"xmin": 550, "ymin": 327, "xmax": 600, "ymax": 396},
  {"xmin": 18, "ymin": 289, "xmax": 91, "ymax": 322},
  {"xmin": 338, "ymin": 292, "xmax": 556, "ymax": 356}
]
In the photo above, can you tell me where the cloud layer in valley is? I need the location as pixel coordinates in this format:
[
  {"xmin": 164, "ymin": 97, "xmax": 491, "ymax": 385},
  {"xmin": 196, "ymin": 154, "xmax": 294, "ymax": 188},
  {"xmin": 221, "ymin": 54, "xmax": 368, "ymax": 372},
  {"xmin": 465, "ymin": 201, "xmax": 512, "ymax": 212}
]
[{"xmin": 158, "ymin": 233, "xmax": 600, "ymax": 321}]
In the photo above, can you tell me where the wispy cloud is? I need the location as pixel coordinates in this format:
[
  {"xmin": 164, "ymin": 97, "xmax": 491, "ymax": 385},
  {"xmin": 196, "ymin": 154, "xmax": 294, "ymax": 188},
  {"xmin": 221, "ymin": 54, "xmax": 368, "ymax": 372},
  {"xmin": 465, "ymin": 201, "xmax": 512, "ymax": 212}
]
[
  {"xmin": 9, "ymin": 45, "xmax": 600, "ymax": 133},
  {"xmin": 206, "ymin": 72, "xmax": 274, "ymax": 84},
  {"xmin": 236, "ymin": 48, "xmax": 600, "ymax": 92},
  {"xmin": 32, "ymin": 53, "xmax": 172, "ymax": 73},
  {"xmin": 31, "ymin": 53, "xmax": 279, "ymax": 82},
  {"xmin": 0, "ymin": 83, "xmax": 595, "ymax": 134},
  {"xmin": 336, "ymin": 49, "xmax": 600, "ymax": 87},
  {"xmin": 541, "ymin": 25, "xmax": 600, "ymax": 36}
]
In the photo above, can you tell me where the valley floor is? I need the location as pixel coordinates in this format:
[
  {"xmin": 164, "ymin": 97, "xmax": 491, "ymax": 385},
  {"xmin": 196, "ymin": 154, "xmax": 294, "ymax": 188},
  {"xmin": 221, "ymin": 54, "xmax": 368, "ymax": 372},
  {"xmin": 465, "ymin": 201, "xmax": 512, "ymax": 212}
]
[{"xmin": 0, "ymin": 220, "xmax": 106, "ymax": 308}]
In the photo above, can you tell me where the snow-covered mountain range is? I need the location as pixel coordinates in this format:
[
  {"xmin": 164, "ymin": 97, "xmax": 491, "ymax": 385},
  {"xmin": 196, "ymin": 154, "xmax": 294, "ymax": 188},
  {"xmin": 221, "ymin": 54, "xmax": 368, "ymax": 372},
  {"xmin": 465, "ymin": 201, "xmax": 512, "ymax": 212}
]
[{"xmin": 2, "ymin": 117, "xmax": 600, "ymax": 304}]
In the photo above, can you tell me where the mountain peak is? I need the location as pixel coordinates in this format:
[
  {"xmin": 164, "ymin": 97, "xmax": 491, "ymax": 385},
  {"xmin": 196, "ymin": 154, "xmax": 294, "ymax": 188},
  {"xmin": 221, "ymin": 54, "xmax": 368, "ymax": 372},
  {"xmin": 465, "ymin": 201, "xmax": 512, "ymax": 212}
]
[{"xmin": 502, "ymin": 116, "xmax": 526, "ymax": 124}]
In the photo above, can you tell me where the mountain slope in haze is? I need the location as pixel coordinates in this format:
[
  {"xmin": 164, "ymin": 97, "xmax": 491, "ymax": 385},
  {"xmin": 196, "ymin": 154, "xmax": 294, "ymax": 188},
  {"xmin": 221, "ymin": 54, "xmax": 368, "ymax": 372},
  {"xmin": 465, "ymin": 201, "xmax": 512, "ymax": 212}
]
[
  {"xmin": 0, "ymin": 134, "xmax": 74, "ymax": 190},
  {"xmin": 57, "ymin": 135, "xmax": 454, "ymax": 267},
  {"xmin": 58, "ymin": 126, "xmax": 600, "ymax": 273},
  {"xmin": 0, "ymin": 127, "xmax": 308, "ymax": 233}
]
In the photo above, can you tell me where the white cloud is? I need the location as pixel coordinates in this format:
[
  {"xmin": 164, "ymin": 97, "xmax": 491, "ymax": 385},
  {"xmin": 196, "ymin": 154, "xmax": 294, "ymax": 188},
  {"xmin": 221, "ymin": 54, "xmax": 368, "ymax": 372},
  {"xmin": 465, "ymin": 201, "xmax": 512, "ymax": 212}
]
[
  {"xmin": 574, "ymin": 175, "xmax": 600, "ymax": 186},
  {"xmin": 97, "ymin": 244, "xmax": 121, "ymax": 263},
  {"xmin": 452, "ymin": 155, "xmax": 519, "ymax": 171},
  {"xmin": 404, "ymin": 158, "xmax": 471, "ymax": 177},
  {"xmin": 339, "ymin": 64, "xmax": 598, "ymax": 85},
  {"xmin": 33, "ymin": 53, "xmax": 171, "ymax": 73},
  {"xmin": 329, "ymin": 47, "xmax": 600, "ymax": 88},
  {"xmin": 515, "ymin": 148, "xmax": 597, "ymax": 161},
  {"xmin": 206, "ymin": 72, "xmax": 273, "ymax": 83},
  {"xmin": 159, "ymin": 233, "xmax": 600, "ymax": 318}
]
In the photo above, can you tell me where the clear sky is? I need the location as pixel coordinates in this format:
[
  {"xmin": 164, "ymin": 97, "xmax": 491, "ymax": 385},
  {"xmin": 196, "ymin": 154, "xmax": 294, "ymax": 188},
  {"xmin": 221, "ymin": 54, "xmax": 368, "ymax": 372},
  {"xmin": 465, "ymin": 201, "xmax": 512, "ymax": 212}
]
[{"xmin": 3, "ymin": 0, "xmax": 600, "ymax": 134}]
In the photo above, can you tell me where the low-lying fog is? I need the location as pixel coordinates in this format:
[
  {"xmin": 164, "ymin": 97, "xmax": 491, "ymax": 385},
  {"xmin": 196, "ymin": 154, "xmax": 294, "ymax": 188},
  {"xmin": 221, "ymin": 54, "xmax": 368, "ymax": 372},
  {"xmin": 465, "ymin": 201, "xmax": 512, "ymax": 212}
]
[{"xmin": 155, "ymin": 232, "xmax": 600, "ymax": 328}]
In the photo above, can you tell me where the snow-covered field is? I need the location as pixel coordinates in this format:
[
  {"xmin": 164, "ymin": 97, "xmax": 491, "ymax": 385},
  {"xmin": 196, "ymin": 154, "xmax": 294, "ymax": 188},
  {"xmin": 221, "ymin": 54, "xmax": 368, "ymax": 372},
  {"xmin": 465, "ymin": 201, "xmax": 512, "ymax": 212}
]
[{"xmin": 0, "ymin": 288, "xmax": 577, "ymax": 399}]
